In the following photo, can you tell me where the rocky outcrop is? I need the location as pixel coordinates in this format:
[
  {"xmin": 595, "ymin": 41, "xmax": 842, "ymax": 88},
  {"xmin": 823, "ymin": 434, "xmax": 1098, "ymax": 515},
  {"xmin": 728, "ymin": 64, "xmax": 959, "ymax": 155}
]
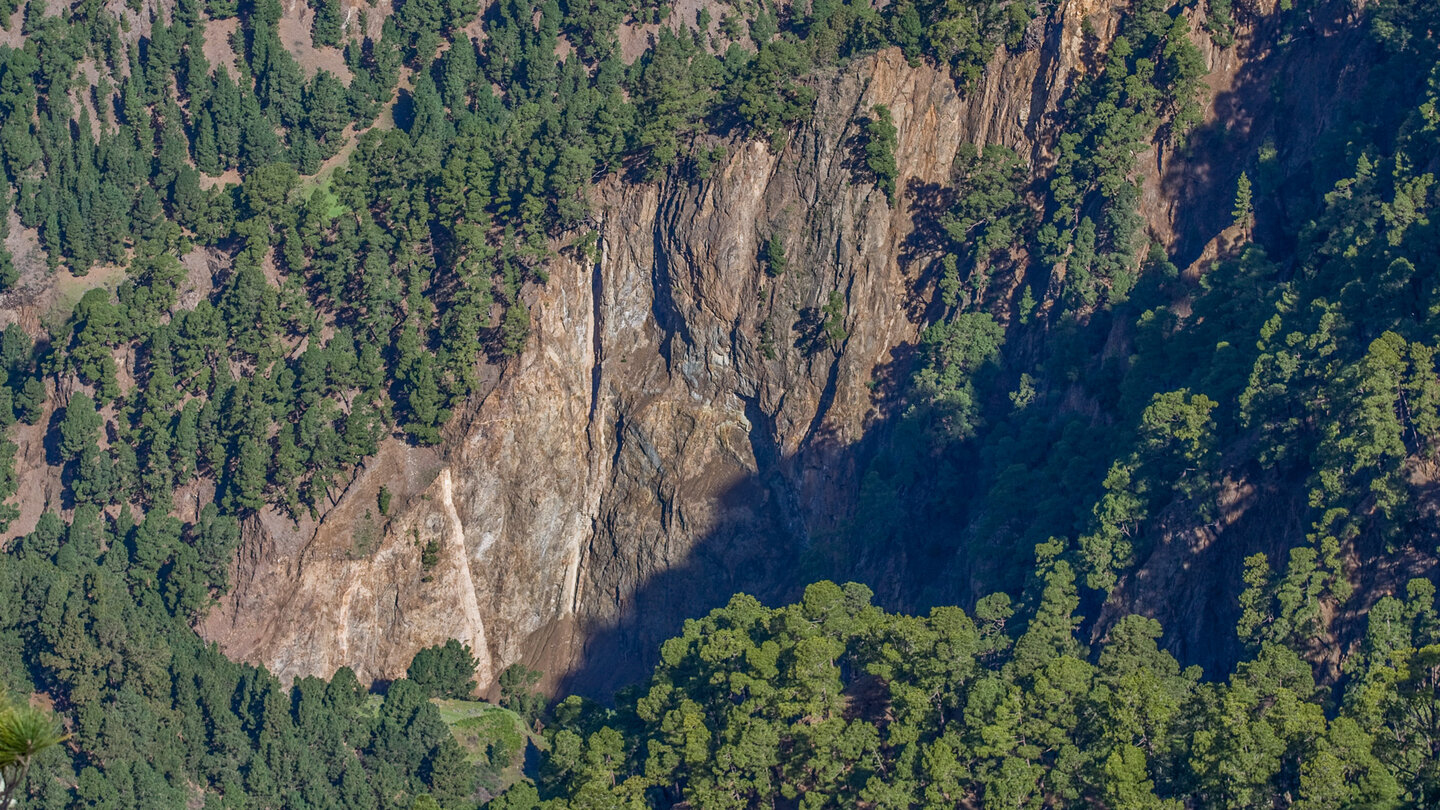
[
  {"xmin": 203, "ymin": 39, "xmax": 1047, "ymax": 692},
  {"xmin": 200, "ymin": 0, "xmax": 1338, "ymax": 694}
]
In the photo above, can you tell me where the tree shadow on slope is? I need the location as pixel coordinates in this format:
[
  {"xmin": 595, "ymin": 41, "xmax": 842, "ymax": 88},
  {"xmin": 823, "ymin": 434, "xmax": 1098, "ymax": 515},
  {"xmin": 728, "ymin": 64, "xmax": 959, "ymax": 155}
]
[
  {"xmin": 554, "ymin": 2, "xmax": 1405, "ymax": 702},
  {"xmin": 554, "ymin": 393, "xmax": 930, "ymax": 699},
  {"xmin": 1157, "ymin": 0, "xmax": 1376, "ymax": 270}
]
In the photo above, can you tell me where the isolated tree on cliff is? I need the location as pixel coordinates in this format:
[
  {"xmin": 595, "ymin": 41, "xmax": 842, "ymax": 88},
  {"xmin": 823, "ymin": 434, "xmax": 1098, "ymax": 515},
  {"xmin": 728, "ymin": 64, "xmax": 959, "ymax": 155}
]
[
  {"xmin": 864, "ymin": 104, "xmax": 899, "ymax": 202},
  {"xmin": 765, "ymin": 233, "xmax": 788, "ymax": 276},
  {"xmin": 1233, "ymin": 171, "xmax": 1254, "ymax": 239}
]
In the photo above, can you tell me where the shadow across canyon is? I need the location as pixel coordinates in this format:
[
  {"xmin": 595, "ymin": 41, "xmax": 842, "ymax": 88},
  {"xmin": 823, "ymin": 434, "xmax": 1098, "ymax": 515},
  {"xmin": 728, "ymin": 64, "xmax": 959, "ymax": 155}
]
[
  {"xmin": 553, "ymin": 385, "xmax": 921, "ymax": 699},
  {"xmin": 548, "ymin": 0, "xmax": 1400, "ymax": 701}
]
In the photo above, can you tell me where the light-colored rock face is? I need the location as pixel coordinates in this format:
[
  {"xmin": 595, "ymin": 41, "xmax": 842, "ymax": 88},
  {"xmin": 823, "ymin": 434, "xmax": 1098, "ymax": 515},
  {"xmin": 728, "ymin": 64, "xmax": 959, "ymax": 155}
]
[
  {"xmin": 203, "ymin": 0, "xmax": 1302, "ymax": 692},
  {"xmin": 202, "ymin": 43, "xmax": 1050, "ymax": 693}
]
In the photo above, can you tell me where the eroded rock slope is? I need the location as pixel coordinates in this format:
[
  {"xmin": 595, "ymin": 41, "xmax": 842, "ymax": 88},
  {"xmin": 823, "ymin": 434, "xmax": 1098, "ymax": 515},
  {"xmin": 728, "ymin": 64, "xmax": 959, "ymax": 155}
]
[{"xmin": 202, "ymin": 0, "xmax": 1340, "ymax": 693}]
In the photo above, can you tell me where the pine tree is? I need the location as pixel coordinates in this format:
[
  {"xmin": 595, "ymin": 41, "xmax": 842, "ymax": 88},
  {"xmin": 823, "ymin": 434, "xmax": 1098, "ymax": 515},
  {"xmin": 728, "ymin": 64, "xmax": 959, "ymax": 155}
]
[
  {"xmin": 765, "ymin": 233, "xmax": 787, "ymax": 276},
  {"xmin": 441, "ymin": 36, "xmax": 478, "ymax": 112},
  {"xmin": 193, "ymin": 109, "xmax": 222, "ymax": 175},
  {"xmin": 404, "ymin": 358, "xmax": 444, "ymax": 445},
  {"xmin": 500, "ymin": 300, "xmax": 529, "ymax": 358},
  {"xmin": 15, "ymin": 378, "xmax": 44, "ymax": 424},
  {"xmin": 0, "ymin": 198, "xmax": 16, "ymax": 290},
  {"xmin": 864, "ymin": 104, "xmax": 899, "ymax": 202},
  {"xmin": 1233, "ymin": 170, "xmax": 1253, "ymax": 236},
  {"xmin": 209, "ymin": 68, "xmax": 245, "ymax": 167},
  {"xmin": 58, "ymin": 392, "xmax": 102, "ymax": 462},
  {"xmin": 0, "ymin": 435, "xmax": 19, "ymax": 532},
  {"xmin": 306, "ymin": 71, "xmax": 350, "ymax": 155},
  {"xmin": 1011, "ymin": 557, "xmax": 1084, "ymax": 677},
  {"xmin": 231, "ymin": 435, "xmax": 270, "ymax": 510},
  {"xmin": 311, "ymin": 0, "xmax": 343, "ymax": 48},
  {"xmin": 0, "ymin": 242, "xmax": 17, "ymax": 292},
  {"xmin": 407, "ymin": 640, "xmax": 478, "ymax": 698}
]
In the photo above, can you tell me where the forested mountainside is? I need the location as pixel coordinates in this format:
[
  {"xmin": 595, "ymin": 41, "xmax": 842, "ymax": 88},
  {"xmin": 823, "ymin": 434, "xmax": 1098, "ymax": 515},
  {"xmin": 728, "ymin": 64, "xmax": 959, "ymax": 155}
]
[{"xmin": 1, "ymin": 0, "xmax": 1439, "ymax": 805}]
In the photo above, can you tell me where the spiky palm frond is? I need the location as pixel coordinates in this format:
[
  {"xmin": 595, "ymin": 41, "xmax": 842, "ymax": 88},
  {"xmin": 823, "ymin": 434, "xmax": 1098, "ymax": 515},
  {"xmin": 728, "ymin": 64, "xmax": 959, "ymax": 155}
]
[
  {"xmin": 0, "ymin": 695, "xmax": 68, "ymax": 810},
  {"xmin": 0, "ymin": 701, "xmax": 68, "ymax": 767}
]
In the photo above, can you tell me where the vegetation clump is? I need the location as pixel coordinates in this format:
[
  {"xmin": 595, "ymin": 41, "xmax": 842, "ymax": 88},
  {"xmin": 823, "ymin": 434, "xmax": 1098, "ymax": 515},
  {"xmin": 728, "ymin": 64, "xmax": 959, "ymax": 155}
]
[{"xmin": 863, "ymin": 104, "xmax": 899, "ymax": 202}]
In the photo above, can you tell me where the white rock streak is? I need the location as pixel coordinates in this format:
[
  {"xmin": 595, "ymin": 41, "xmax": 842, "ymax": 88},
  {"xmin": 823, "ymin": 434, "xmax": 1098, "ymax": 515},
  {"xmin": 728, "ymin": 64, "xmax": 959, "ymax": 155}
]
[{"xmin": 438, "ymin": 468, "xmax": 493, "ymax": 686}]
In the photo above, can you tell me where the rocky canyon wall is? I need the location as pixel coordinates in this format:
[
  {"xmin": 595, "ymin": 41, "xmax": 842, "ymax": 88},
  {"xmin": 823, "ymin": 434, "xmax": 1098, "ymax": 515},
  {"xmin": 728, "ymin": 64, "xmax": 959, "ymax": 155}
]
[{"xmin": 199, "ymin": 0, "xmax": 1338, "ymax": 694}]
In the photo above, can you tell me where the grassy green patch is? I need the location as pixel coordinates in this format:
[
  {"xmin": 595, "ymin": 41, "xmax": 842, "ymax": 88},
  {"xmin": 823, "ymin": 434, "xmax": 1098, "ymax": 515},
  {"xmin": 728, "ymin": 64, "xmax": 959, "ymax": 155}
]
[
  {"xmin": 432, "ymin": 699, "xmax": 526, "ymax": 761},
  {"xmin": 41, "ymin": 263, "xmax": 127, "ymax": 333},
  {"xmin": 431, "ymin": 698, "xmax": 537, "ymax": 794}
]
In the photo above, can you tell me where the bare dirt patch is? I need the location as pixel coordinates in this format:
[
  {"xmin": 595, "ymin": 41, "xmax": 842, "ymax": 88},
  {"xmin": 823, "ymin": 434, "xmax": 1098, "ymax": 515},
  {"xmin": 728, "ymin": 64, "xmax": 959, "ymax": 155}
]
[
  {"xmin": 200, "ymin": 168, "xmax": 243, "ymax": 190},
  {"xmin": 204, "ymin": 17, "xmax": 243, "ymax": 77},
  {"xmin": 2, "ymin": 388, "xmax": 60, "ymax": 544},
  {"xmin": 278, "ymin": 0, "xmax": 353, "ymax": 82},
  {"xmin": 0, "ymin": 10, "xmax": 24, "ymax": 49},
  {"xmin": 0, "ymin": 212, "xmax": 48, "ymax": 333}
]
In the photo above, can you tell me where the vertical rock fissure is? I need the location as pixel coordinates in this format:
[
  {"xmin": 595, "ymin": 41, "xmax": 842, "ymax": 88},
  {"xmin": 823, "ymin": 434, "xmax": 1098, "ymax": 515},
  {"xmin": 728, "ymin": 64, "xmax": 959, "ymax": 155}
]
[
  {"xmin": 588, "ymin": 231, "xmax": 605, "ymax": 425},
  {"xmin": 575, "ymin": 228, "xmax": 610, "ymax": 617},
  {"xmin": 650, "ymin": 181, "xmax": 693, "ymax": 374},
  {"xmin": 741, "ymin": 394, "xmax": 809, "ymax": 552}
]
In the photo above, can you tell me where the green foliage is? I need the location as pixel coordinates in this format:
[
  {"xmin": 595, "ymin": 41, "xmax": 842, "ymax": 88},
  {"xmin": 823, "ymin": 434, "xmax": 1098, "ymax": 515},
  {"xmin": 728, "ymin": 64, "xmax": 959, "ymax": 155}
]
[
  {"xmin": 907, "ymin": 311, "xmax": 1004, "ymax": 440},
  {"xmin": 764, "ymin": 233, "xmax": 787, "ymax": 277},
  {"xmin": 0, "ymin": 691, "xmax": 68, "ymax": 810},
  {"xmin": 500, "ymin": 301, "xmax": 530, "ymax": 359},
  {"xmin": 409, "ymin": 640, "xmax": 480, "ymax": 699},
  {"xmin": 486, "ymin": 578, "xmax": 1440, "ymax": 809},
  {"xmin": 735, "ymin": 37, "xmax": 817, "ymax": 151},
  {"xmin": 863, "ymin": 104, "xmax": 899, "ymax": 202},
  {"xmin": 1205, "ymin": 0, "xmax": 1235, "ymax": 46},
  {"xmin": 942, "ymin": 143, "xmax": 1028, "ymax": 305},
  {"xmin": 0, "ymin": 2, "xmax": 1438, "ymax": 808},
  {"xmin": 57, "ymin": 392, "xmax": 101, "ymax": 462},
  {"xmin": 0, "ymin": 243, "xmax": 16, "ymax": 294},
  {"xmin": 0, "ymin": 437, "xmax": 17, "ymax": 533},
  {"xmin": 1233, "ymin": 170, "xmax": 1253, "ymax": 230},
  {"xmin": 0, "ymin": 502, "xmax": 494, "ymax": 809},
  {"xmin": 1035, "ymin": 5, "xmax": 1209, "ymax": 308},
  {"xmin": 311, "ymin": 0, "xmax": 343, "ymax": 47},
  {"xmin": 0, "ymin": 0, "xmax": 1107, "ymax": 545},
  {"xmin": 498, "ymin": 664, "xmax": 545, "ymax": 725}
]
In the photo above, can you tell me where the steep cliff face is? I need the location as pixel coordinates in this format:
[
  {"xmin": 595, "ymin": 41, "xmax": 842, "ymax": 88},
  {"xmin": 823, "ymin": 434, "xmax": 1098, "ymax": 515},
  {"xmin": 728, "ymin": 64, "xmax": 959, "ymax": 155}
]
[
  {"xmin": 202, "ymin": 41, "xmax": 1028, "ymax": 691},
  {"xmin": 200, "ymin": 0, "xmax": 1348, "ymax": 693}
]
